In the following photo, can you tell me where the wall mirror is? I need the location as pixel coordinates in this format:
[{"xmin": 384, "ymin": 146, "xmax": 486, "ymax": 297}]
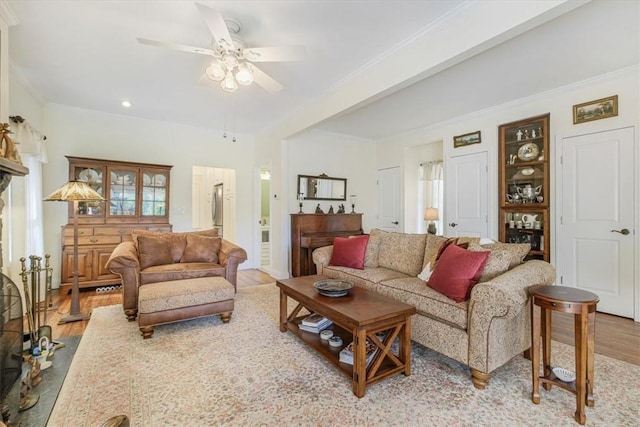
[{"xmin": 297, "ymin": 174, "xmax": 347, "ymax": 201}]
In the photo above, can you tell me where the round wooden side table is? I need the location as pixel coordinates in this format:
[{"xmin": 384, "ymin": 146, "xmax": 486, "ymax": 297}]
[{"xmin": 529, "ymin": 285, "xmax": 599, "ymax": 425}]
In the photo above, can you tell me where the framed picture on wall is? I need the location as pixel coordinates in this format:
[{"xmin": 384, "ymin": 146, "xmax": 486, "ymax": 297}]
[
  {"xmin": 453, "ymin": 130, "xmax": 481, "ymax": 148},
  {"xmin": 573, "ymin": 95, "xmax": 618, "ymax": 124}
]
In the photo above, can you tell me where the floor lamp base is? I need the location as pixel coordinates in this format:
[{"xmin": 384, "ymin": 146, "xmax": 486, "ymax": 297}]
[{"xmin": 57, "ymin": 311, "xmax": 91, "ymax": 324}]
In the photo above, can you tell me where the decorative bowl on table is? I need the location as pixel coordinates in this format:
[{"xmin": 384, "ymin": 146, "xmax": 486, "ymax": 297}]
[
  {"xmin": 313, "ymin": 280, "xmax": 354, "ymax": 297},
  {"xmin": 552, "ymin": 367, "xmax": 576, "ymax": 382}
]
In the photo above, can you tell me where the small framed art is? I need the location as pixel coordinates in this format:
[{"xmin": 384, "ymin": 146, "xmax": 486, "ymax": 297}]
[
  {"xmin": 573, "ymin": 95, "xmax": 618, "ymax": 124},
  {"xmin": 453, "ymin": 130, "xmax": 481, "ymax": 148}
]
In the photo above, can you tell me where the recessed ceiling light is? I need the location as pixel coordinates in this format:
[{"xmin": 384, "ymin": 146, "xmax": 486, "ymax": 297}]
[{"xmin": 121, "ymin": 100, "xmax": 132, "ymax": 108}]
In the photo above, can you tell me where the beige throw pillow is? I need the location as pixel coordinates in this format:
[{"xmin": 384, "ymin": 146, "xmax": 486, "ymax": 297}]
[
  {"xmin": 467, "ymin": 243, "xmax": 512, "ymax": 282},
  {"xmin": 480, "ymin": 242, "xmax": 531, "ymax": 269}
]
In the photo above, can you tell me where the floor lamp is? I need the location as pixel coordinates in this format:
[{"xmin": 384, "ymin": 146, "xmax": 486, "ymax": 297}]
[{"xmin": 45, "ymin": 180, "xmax": 105, "ymax": 324}]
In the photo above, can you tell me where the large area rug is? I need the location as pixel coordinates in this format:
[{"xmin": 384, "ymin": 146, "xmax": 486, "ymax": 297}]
[{"xmin": 49, "ymin": 284, "xmax": 639, "ymax": 426}]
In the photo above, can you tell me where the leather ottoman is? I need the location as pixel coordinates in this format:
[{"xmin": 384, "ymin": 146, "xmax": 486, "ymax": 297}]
[{"xmin": 137, "ymin": 276, "xmax": 235, "ymax": 338}]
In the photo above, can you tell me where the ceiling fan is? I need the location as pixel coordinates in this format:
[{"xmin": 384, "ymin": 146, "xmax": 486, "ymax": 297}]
[{"xmin": 137, "ymin": 2, "xmax": 305, "ymax": 93}]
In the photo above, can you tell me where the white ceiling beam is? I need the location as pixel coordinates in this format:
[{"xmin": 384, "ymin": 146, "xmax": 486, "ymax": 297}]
[{"xmin": 258, "ymin": 0, "xmax": 589, "ymax": 143}]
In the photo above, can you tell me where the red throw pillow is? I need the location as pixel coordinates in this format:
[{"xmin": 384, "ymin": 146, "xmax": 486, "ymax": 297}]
[
  {"xmin": 426, "ymin": 244, "xmax": 490, "ymax": 302},
  {"xmin": 329, "ymin": 235, "xmax": 370, "ymax": 269}
]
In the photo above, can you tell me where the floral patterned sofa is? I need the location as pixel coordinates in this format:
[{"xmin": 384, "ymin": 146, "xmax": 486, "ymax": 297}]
[{"xmin": 312, "ymin": 229, "xmax": 556, "ymax": 389}]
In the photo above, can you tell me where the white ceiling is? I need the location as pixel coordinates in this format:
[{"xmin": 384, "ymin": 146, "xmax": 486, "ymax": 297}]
[{"xmin": 7, "ymin": 1, "xmax": 639, "ymax": 140}]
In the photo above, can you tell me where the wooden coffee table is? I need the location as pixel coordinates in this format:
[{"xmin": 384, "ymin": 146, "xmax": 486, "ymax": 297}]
[{"xmin": 277, "ymin": 274, "xmax": 416, "ymax": 398}]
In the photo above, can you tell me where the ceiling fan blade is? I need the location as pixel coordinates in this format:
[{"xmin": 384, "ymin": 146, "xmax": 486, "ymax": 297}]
[
  {"xmin": 248, "ymin": 63, "xmax": 284, "ymax": 93},
  {"xmin": 137, "ymin": 38, "xmax": 215, "ymax": 56},
  {"xmin": 195, "ymin": 3, "xmax": 234, "ymax": 51},
  {"xmin": 243, "ymin": 46, "xmax": 306, "ymax": 62}
]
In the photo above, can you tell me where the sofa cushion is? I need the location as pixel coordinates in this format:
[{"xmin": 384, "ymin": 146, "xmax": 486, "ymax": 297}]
[
  {"xmin": 379, "ymin": 277, "xmax": 469, "ymax": 330},
  {"xmin": 480, "ymin": 242, "xmax": 530, "ymax": 269},
  {"xmin": 137, "ymin": 234, "xmax": 173, "ymax": 269},
  {"xmin": 322, "ymin": 265, "xmax": 409, "ymax": 293},
  {"xmin": 140, "ymin": 262, "xmax": 226, "ymax": 285},
  {"xmin": 180, "ymin": 234, "xmax": 221, "ymax": 263},
  {"xmin": 364, "ymin": 229, "xmax": 386, "ymax": 267},
  {"xmin": 378, "ymin": 231, "xmax": 427, "ymax": 276},
  {"xmin": 467, "ymin": 243, "xmax": 512, "ymax": 282},
  {"xmin": 422, "ymin": 234, "xmax": 448, "ymax": 269},
  {"xmin": 330, "ymin": 235, "xmax": 370, "ymax": 269},
  {"xmin": 427, "ymin": 244, "xmax": 489, "ymax": 302},
  {"xmin": 138, "ymin": 276, "xmax": 234, "ymax": 314}
]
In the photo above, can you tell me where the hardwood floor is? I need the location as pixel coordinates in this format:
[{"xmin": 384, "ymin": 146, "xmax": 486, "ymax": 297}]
[{"xmin": 45, "ymin": 270, "xmax": 640, "ymax": 366}]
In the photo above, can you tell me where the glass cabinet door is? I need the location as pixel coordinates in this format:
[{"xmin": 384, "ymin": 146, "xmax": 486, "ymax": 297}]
[
  {"xmin": 108, "ymin": 167, "xmax": 138, "ymax": 216},
  {"xmin": 72, "ymin": 165, "xmax": 105, "ymax": 217},
  {"xmin": 141, "ymin": 171, "xmax": 168, "ymax": 217}
]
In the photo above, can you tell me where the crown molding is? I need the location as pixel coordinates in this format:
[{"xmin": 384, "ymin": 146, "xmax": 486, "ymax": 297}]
[{"xmin": 0, "ymin": 1, "xmax": 19, "ymax": 27}]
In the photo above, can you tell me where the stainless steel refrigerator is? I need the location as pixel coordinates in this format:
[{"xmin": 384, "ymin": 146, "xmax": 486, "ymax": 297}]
[{"xmin": 212, "ymin": 183, "xmax": 223, "ymax": 235}]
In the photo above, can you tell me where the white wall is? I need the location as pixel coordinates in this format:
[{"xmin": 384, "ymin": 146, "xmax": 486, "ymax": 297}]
[
  {"xmin": 377, "ymin": 66, "xmax": 639, "ymax": 263},
  {"xmin": 252, "ymin": 130, "xmax": 376, "ymax": 278},
  {"xmin": 40, "ymin": 104, "xmax": 256, "ymax": 285}
]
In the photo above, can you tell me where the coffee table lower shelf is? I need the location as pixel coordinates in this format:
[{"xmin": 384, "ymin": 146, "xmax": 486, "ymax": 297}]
[{"xmin": 285, "ymin": 317, "xmax": 406, "ymax": 386}]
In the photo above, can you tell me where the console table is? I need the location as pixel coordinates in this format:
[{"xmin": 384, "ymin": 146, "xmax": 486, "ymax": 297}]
[{"xmin": 290, "ymin": 213, "xmax": 363, "ymax": 277}]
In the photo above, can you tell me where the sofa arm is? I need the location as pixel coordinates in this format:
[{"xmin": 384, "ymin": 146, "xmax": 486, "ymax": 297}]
[
  {"xmin": 312, "ymin": 246, "xmax": 333, "ymax": 275},
  {"xmin": 467, "ymin": 260, "xmax": 556, "ymax": 372},
  {"xmin": 219, "ymin": 239, "xmax": 247, "ymax": 290},
  {"xmin": 106, "ymin": 241, "xmax": 141, "ymax": 320}
]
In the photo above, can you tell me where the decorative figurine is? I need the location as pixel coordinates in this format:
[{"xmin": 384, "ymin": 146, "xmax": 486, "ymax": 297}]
[
  {"xmin": 315, "ymin": 204, "xmax": 324, "ymax": 214},
  {"xmin": 328, "ymin": 205, "xmax": 334, "ymax": 214},
  {"xmin": 337, "ymin": 204, "xmax": 345, "ymax": 214},
  {"xmin": 523, "ymin": 129, "xmax": 529, "ymax": 139},
  {"xmin": 531, "ymin": 129, "xmax": 537, "ymax": 138},
  {"xmin": 516, "ymin": 129, "xmax": 523, "ymax": 141}
]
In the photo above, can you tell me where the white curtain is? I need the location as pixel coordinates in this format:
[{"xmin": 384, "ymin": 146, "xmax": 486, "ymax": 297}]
[
  {"xmin": 419, "ymin": 161, "xmax": 443, "ymax": 234},
  {"xmin": 14, "ymin": 122, "xmax": 48, "ymax": 258}
]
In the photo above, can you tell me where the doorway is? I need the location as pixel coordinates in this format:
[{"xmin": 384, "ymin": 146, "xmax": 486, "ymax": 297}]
[
  {"xmin": 191, "ymin": 166, "xmax": 236, "ymax": 241},
  {"xmin": 259, "ymin": 165, "xmax": 271, "ymax": 271},
  {"xmin": 377, "ymin": 167, "xmax": 401, "ymax": 232},
  {"xmin": 558, "ymin": 127, "xmax": 635, "ymax": 319},
  {"xmin": 446, "ymin": 152, "xmax": 488, "ymax": 237}
]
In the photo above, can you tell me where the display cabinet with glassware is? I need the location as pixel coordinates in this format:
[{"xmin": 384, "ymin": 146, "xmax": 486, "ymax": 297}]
[
  {"xmin": 60, "ymin": 156, "xmax": 173, "ymax": 293},
  {"xmin": 498, "ymin": 114, "xmax": 550, "ymax": 261}
]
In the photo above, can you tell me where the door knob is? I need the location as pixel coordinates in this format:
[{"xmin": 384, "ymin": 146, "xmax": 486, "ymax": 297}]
[
  {"xmin": 449, "ymin": 222, "xmax": 458, "ymax": 227},
  {"xmin": 611, "ymin": 228, "xmax": 630, "ymax": 235},
  {"xmin": 391, "ymin": 221, "xmax": 399, "ymax": 225}
]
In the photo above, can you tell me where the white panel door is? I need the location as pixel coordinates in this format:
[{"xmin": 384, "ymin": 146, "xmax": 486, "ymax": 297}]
[
  {"xmin": 446, "ymin": 152, "xmax": 488, "ymax": 237},
  {"xmin": 560, "ymin": 127, "xmax": 635, "ymax": 318},
  {"xmin": 377, "ymin": 167, "xmax": 401, "ymax": 232}
]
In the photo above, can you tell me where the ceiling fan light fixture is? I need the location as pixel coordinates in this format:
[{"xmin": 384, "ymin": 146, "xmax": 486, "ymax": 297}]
[
  {"xmin": 221, "ymin": 70, "xmax": 238, "ymax": 93},
  {"xmin": 205, "ymin": 62, "xmax": 226, "ymax": 82},
  {"xmin": 235, "ymin": 63, "xmax": 254, "ymax": 85}
]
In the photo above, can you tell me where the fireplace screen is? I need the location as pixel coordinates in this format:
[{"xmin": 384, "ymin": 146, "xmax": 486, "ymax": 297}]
[{"xmin": 0, "ymin": 273, "xmax": 23, "ymax": 407}]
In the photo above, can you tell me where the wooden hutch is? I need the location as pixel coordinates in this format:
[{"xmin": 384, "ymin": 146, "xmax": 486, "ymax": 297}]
[
  {"xmin": 60, "ymin": 156, "xmax": 172, "ymax": 293},
  {"xmin": 291, "ymin": 213, "xmax": 363, "ymax": 277}
]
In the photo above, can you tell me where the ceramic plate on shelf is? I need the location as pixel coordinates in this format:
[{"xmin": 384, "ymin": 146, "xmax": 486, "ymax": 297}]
[
  {"xmin": 154, "ymin": 174, "xmax": 166, "ymax": 187},
  {"xmin": 521, "ymin": 167, "xmax": 535, "ymax": 176},
  {"xmin": 78, "ymin": 168, "xmax": 99, "ymax": 183},
  {"xmin": 517, "ymin": 142, "xmax": 539, "ymax": 161}
]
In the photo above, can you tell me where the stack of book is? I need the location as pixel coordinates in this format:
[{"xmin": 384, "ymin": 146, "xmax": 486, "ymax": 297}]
[
  {"xmin": 299, "ymin": 313, "xmax": 332, "ymax": 333},
  {"xmin": 339, "ymin": 338, "xmax": 378, "ymax": 366}
]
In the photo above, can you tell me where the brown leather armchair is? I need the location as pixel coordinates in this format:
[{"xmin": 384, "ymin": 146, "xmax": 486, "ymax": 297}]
[{"xmin": 106, "ymin": 229, "xmax": 247, "ymax": 321}]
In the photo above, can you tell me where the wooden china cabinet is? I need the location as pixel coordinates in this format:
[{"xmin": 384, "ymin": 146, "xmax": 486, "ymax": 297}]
[
  {"xmin": 60, "ymin": 156, "xmax": 173, "ymax": 293},
  {"xmin": 498, "ymin": 114, "xmax": 550, "ymax": 261}
]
